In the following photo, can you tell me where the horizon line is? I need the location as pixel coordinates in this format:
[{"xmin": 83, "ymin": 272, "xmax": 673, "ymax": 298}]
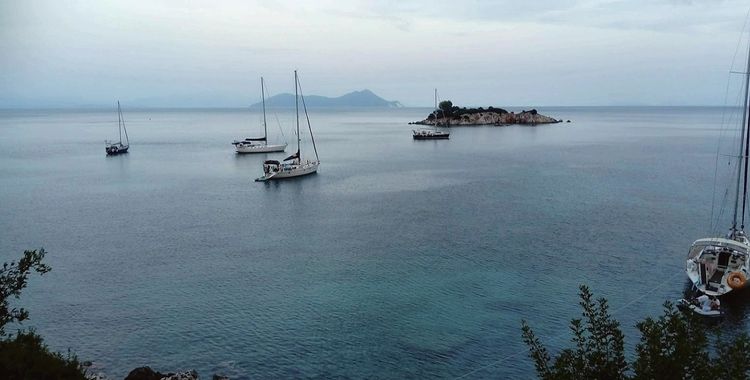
[{"xmin": 0, "ymin": 104, "xmax": 738, "ymax": 111}]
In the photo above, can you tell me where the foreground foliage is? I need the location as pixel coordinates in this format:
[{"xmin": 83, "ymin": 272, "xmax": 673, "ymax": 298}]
[
  {"xmin": 0, "ymin": 330, "xmax": 86, "ymax": 380},
  {"xmin": 522, "ymin": 285, "xmax": 750, "ymax": 380},
  {"xmin": 0, "ymin": 249, "xmax": 86, "ymax": 379},
  {"xmin": 521, "ymin": 285, "xmax": 627, "ymax": 380},
  {"xmin": 0, "ymin": 249, "xmax": 51, "ymax": 335}
]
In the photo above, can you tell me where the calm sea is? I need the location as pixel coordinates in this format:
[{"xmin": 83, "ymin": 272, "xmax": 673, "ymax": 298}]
[{"xmin": 0, "ymin": 106, "xmax": 747, "ymax": 379}]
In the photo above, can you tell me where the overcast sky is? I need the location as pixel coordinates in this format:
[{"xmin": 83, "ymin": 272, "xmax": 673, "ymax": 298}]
[{"xmin": 2, "ymin": 0, "xmax": 750, "ymax": 107}]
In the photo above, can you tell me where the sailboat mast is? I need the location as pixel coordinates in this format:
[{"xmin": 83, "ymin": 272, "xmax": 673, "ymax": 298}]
[
  {"xmin": 434, "ymin": 88, "xmax": 438, "ymax": 126},
  {"xmin": 117, "ymin": 101, "xmax": 123, "ymax": 144},
  {"xmin": 742, "ymin": 40, "xmax": 750, "ymax": 228},
  {"xmin": 733, "ymin": 42, "xmax": 750, "ymax": 232},
  {"xmin": 261, "ymin": 77, "xmax": 267, "ymax": 141},
  {"xmin": 295, "ymin": 70, "xmax": 300, "ymax": 157}
]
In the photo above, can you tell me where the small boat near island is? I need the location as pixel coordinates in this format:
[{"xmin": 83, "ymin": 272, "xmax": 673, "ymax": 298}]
[
  {"xmin": 686, "ymin": 34, "xmax": 750, "ymax": 298},
  {"xmin": 412, "ymin": 129, "xmax": 449, "ymax": 140},
  {"xmin": 255, "ymin": 71, "xmax": 320, "ymax": 182},
  {"xmin": 105, "ymin": 101, "xmax": 129, "ymax": 155},
  {"xmin": 233, "ymin": 77, "xmax": 287, "ymax": 153},
  {"xmin": 413, "ymin": 89, "xmax": 450, "ymax": 140},
  {"xmin": 677, "ymin": 297, "xmax": 723, "ymax": 319}
]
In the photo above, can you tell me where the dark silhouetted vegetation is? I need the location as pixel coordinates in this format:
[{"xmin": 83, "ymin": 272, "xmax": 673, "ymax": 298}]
[
  {"xmin": 438, "ymin": 100, "xmax": 453, "ymax": 115},
  {"xmin": 427, "ymin": 101, "xmax": 510, "ymax": 120},
  {"xmin": 522, "ymin": 285, "xmax": 750, "ymax": 380},
  {"xmin": 0, "ymin": 330, "xmax": 86, "ymax": 379},
  {"xmin": 521, "ymin": 285, "xmax": 627, "ymax": 380},
  {"xmin": 0, "ymin": 249, "xmax": 51, "ymax": 336},
  {"xmin": 0, "ymin": 249, "xmax": 87, "ymax": 379}
]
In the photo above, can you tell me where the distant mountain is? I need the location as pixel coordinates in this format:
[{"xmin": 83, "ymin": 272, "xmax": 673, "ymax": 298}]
[{"xmin": 251, "ymin": 89, "xmax": 402, "ymax": 108}]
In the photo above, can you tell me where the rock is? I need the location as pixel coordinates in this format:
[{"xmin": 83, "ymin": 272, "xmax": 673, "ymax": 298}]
[
  {"xmin": 124, "ymin": 367, "xmax": 199, "ymax": 380},
  {"xmin": 125, "ymin": 367, "xmax": 165, "ymax": 380},
  {"xmin": 85, "ymin": 373, "xmax": 110, "ymax": 380},
  {"xmin": 566, "ymin": 120, "xmax": 571, "ymax": 123},
  {"xmin": 212, "ymin": 375, "xmax": 230, "ymax": 380},
  {"xmin": 161, "ymin": 370, "xmax": 199, "ymax": 380}
]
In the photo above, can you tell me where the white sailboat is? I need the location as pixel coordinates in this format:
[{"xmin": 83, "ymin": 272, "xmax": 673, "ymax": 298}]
[
  {"xmin": 413, "ymin": 88, "xmax": 449, "ymax": 140},
  {"xmin": 686, "ymin": 38, "xmax": 750, "ymax": 297},
  {"xmin": 255, "ymin": 71, "xmax": 320, "ymax": 181},
  {"xmin": 105, "ymin": 101, "xmax": 129, "ymax": 155},
  {"xmin": 233, "ymin": 77, "xmax": 287, "ymax": 154}
]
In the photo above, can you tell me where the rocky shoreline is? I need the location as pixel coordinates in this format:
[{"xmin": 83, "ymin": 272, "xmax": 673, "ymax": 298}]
[
  {"xmin": 86, "ymin": 366, "xmax": 228, "ymax": 380},
  {"xmin": 410, "ymin": 106, "xmax": 565, "ymax": 126}
]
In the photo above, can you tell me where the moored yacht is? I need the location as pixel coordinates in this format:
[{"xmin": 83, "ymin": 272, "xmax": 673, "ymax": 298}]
[
  {"xmin": 233, "ymin": 77, "xmax": 287, "ymax": 153},
  {"xmin": 412, "ymin": 129, "xmax": 449, "ymax": 140},
  {"xmin": 260, "ymin": 157, "xmax": 320, "ymax": 180},
  {"xmin": 413, "ymin": 88, "xmax": 450, "ymax": 140},
  {"xmin": 234, "ymin": 137, "xmax": 286, "ymax": 153},
  {"xmin": 105, "ymin": 101, "xmax": 129, "ymax": 155},
  {"xmin": 686, "ymin": 35, "xmax": 750, "ymax": 297},
  {"xmin": 255, "ymin": 71, "xmax": 320, "ymax": 181},
  {"xmin": 687, "ymin": 236, "xmax": 749, "ymax": 296}
]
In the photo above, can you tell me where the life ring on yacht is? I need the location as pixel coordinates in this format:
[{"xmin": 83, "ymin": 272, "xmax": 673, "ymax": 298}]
[{"xmin": 728, "ymin": 272, "xmax": 747, "ymax": 289}]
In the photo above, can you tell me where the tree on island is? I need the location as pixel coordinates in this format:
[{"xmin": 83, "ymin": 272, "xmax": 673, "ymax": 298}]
[
  {"xmin": 439, "ymin": 100, "xmax": 453, "ymax": 117},
  {"xmin": 0, "ymin": 249, "xmax": 87, "ymax": 379},
  {"xmin": 521, "ymin": 285, "xmax": 750, "ymax": 380}
]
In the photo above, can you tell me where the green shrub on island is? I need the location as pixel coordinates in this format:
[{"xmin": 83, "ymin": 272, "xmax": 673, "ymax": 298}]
[
  {"xmin": 438, "ymin": 100, "xmax": 453, "ymax": 116},
  {"xmin": 426, "ymin": 100, "xmax": 516, "ymax": 122},
  {"xmin": 0, "ymin": 249, "xmax": 87, "ymax": 379},
  {"xmin": 522, "ymin": 285, "xmax": 750, "ymax": 380}
]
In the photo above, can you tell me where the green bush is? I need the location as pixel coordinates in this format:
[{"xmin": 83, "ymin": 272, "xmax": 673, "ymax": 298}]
[
  {"xmin": 438, "ymin": 100, "xmax": 453, "ymax": 116},
  {"xmin": 0, "ymin": 330, "xmax": 86, "ymax": 380},
  {"xmin": 521, "ymin": 285, "xmax": 627, "ymax": 380},
  {"xmin": 522, "ymin": 285, "xmax": 750, "ymax": 380},
  {"xmin": 0, "ymin": 249, "xmax": 51, "ymax": 335},
  {"xmin": 0, "ymin": 249, "xmax": 87, "ymax": 379}
]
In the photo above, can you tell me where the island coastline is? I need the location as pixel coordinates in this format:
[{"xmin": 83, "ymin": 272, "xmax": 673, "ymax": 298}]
[{"xmin": 410, "ymin": 103, "xmax": 562, "ymax": 126}]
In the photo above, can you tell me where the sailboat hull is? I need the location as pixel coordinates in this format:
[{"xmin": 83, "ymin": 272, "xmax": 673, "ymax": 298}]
[
  {"xmin": 413, "ymin": 133, "xmax": 449, "ymax": 140},
  {"xmin": 105, "ymin": 144, "xmax": 129, "ymax": 155},
  {"xmin": 236, "ymin": 143, "xmax": 287, "ymax": 154},
  {"xmin": 256, "ymin": 161, "xmax": 319, "ymax": 181}
]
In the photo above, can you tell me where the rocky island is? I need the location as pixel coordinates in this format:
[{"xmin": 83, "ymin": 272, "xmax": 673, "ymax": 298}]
[{"xmin": 411, "ymin": 101, "xmax": 561, "ymax": 126}]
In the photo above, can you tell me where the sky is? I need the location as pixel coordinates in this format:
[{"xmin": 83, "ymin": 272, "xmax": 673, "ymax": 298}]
[{"xmin": 2, "ymin": 0, "xmax": 750, "ymax": 107}]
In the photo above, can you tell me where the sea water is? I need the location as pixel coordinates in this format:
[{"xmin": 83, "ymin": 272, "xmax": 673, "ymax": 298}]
[{"xmin": 0, "ymin": 106, "xmax": 745, "ymax": 378}]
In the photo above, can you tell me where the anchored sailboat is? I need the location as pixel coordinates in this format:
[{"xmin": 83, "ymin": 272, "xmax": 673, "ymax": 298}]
[
  {"xmin": 686, "ymin": 37, "xmax": 750, "ymax": 297},
  {"xmin": 413, "ymin": 88, "xmax": 449, "ymax": 140},
  {"xmin": 233, "ymin": 77, "xmax": 287, "ymax": 153},
  {"xmin": 105, "ymin": 101, "xmax": 129, "ymax": 155},
  {"xmin": 255, "ymin": 71, "xmax": 320, "ymax": 181}
]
